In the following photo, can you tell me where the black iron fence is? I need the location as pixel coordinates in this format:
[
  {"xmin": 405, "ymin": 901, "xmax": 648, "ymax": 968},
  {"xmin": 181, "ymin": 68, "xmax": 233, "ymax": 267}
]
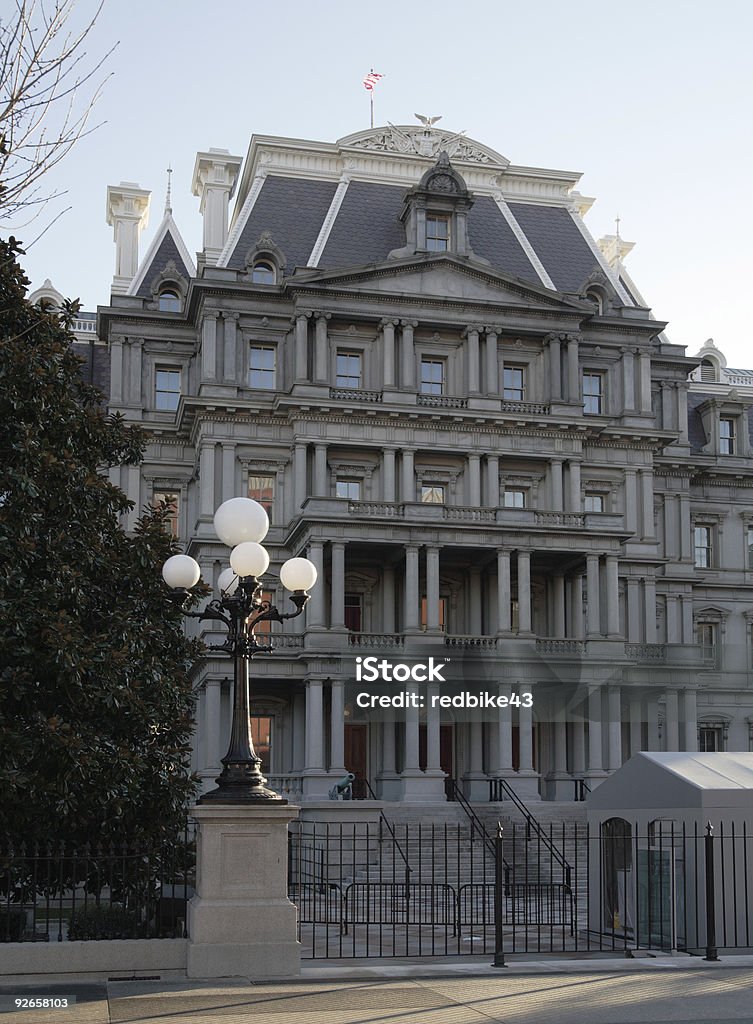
[
  {"xmin": 288, "ymin": 819, "xmax": 753, "ymax": 959},
  {"xmin": 0, "ymin": 823, "xmax": 196, "ymax": 943}
]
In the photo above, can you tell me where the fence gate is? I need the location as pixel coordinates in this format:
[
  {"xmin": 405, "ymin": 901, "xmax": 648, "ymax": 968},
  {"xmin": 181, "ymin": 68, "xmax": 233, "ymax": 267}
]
[{"xmin": 287, "ymin": 818, "xmax": 753, "ymax": 959}]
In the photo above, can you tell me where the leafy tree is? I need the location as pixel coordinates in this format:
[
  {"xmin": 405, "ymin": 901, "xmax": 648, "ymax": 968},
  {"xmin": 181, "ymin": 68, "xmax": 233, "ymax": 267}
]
[{"xmin": 0, "ymin": 236, "xmax": 201, "ymax": 849}]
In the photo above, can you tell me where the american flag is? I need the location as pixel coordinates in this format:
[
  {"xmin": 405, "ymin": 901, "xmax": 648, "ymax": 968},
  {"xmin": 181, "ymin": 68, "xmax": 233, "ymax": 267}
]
[{"xmin": 363, "ymin": 70, "xmax": 384, "ymax": 92}]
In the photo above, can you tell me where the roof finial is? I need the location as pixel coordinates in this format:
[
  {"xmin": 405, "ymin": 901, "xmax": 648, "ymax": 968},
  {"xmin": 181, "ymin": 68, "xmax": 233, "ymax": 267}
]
[
  {"xmin": 165, "ymin": 165, "xmax": 173, "ymax": 215},
  {"xmin": 615, "ymin": 213, "xmax": 621, "ymax": 238}
]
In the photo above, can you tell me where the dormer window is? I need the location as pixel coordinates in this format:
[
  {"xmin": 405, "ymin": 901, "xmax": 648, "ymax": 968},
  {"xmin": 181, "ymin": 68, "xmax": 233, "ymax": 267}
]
[
  {"xmin": 251, "ymin": 260, "xmax": 275, "ymax": 285},
  {"xmin": 426, "ymin": 214, "xmax": 450, "ymax": 252},
  {"xmin": 158, "ymin": 288, "xmax": 181, "ymax": 312},
  {"xmin": 700, "ymin": 358, "xmax": 718, "ymax": 382},
  {"xmin": 720, "ymin": 417, "xmax": 736, "ymax": 455}
]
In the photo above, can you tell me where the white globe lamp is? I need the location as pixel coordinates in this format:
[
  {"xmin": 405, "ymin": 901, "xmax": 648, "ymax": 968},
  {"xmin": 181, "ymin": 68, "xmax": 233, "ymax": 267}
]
[
  {"xmin": 162, "ymin": 554, "xmax": 201, "ymax": 589},
  {"xmin": 230, "ymin": 541, "xmax": 270, "ymax": 579},
  {"xmin": 214, "ymin": 497, "xmax": 269, "ymax": 547},
  {"xmin": 280, "ymin": 557, "xmax": 318, "ymax": 592},
  {"xmin": 217, "ymin": 567, "xmax": 239, "ymax": 596}
]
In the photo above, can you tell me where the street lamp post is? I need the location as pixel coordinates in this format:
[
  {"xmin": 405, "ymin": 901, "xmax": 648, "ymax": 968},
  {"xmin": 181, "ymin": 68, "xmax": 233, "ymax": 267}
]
[{"xmin": 161, "ymin": 497, "xmax": 318, "ymax": 805}]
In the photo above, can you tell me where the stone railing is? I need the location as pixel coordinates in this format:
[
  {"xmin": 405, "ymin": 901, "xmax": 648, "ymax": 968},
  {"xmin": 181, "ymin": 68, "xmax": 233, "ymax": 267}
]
[
  {"xmin": 443, "ymin": 506, "xmax": 496, "ymax": 522},
  {"xmin": 500, "ymin": 400, "xmax": 550, "ymax": 415},
  {"xmin": 535, "ymin": 512, "xmax": 585, "ymax": 528},
  {"xmin": 444, "ymin": 635, "xmax": 498, "ymax": 649},
  {"xmin": 329, "ymin": 387, "xmax": 383, "ymax": 402},
  {"xmin": 417, "ymin": 394, "xmax": 469, "ymax": 409},
  {"xmin": 348, "ymin": 632, "xmax": 405, "ymax": 649},
  {"xmin": 269, "ymin": 633, "xmax": 305, "ymax": 649},
  {"xmin": 536, "ymin": 639, "xmax": 587, "ymax": 656},
  {"xmin": 624, "ymin": 643, "xmax": 666, "ymax": 662},
  {"xmin": 266, "ymin": 774, "xmax": 303, "ymax": 802},
  {"xmin": 348, "ymin": 500, "xmax": 405, "ymax": 517}
]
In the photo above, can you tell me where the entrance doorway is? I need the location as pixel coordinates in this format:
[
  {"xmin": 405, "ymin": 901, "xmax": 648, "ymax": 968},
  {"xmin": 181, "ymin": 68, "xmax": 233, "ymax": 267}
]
[{"xmin": 344, "ymin": 723, "xmax": 368, "ymax": 797}]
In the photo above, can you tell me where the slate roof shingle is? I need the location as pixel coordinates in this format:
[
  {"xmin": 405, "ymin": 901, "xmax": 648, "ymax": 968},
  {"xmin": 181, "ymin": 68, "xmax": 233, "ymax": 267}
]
[
  {"xmin": 507, "ymin": 203, "xmax": 600, "ymax": 293},
  {"xmin": 135, "ymin": 229, "xmax": 193, "ymax": 299}
]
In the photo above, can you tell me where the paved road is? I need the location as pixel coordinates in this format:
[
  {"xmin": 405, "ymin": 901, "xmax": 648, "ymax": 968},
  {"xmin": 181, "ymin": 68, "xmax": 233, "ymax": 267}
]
[{"xmin": 2, "ymin": 967, "xmax": 753, "ymax": 1024}]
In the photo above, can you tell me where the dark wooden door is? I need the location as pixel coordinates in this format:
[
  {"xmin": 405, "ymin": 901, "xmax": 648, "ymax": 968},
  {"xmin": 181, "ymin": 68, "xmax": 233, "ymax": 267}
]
[{"xmin": 344, "ymin": 723, "xmax": 368, "ymax": 782}]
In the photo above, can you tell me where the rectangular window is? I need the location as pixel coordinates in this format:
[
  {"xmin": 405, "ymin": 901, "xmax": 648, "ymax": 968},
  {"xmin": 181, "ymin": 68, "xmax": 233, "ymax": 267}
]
[
  {"xmin": 426, "ymin": 214, "xmax": 450, "ymax": 252},
  {"xmin": 155, "ymin": 368, "xmax": 181, "ymax": 411},
  {"xmin": 583, "ymin": 372, "xmax": 603, "ymax": 414},
  {"xmin": 503, "ymin": 489, "xmax": 526, "ymax": 508},
  {"xmin": 420, "ymin": 359, "xmax": 445, "ymax": 395},
  {"xmin": 420, "ymin": 596, "xmax": 447, "ymax": 631},
  {"xmin": 584, "ymin": 493, "xmax": 604, "ymax": 513},
  {"xmin": 336, "ymin": 478, "xmax": 361, "ymax": 501},
  {"xmin": 344, "ymin": 593, "xmax": 362, "ymax": 632},
  {"xmin": 250, "ymin": 715, "xmax": 272, "ymax": 772},
  {"xmin": 694, "ymin": 525, "xmax": 712, "ymax": 568},
  {"xmin": 748, "ymin": 525, "xmax": 753, "ymax": 569},
  {"xmin": 336, "ymin": 351, "xmax": 362, "ymax": 389},
  {"xmin": 248, "ymin": 474, "xmax": 274, "ymax": 515},
  {"xmin": 720, "ymin": 417, "xmax": 735, "ymax": 455},
  {"xmin": 153, "ymin": 491, "xmax": 179, "ymax": 536},
  {"xmin": 697, "ymin": 622, "xmax": 716, "ymax": 648},
  {"xmin": 699, "ymin": 727, "xmax": 721, "ymax": 752},
  {"xmin": 503, "ymin": 366, "xmax": 525, "ymax": 401},
  {"xmin": 421, "ymin": 483, "xmax": 445, "ymax": 504},
  {"xmin": 249, "ymin": 345, "xmax": 276, "ymax": 389}
]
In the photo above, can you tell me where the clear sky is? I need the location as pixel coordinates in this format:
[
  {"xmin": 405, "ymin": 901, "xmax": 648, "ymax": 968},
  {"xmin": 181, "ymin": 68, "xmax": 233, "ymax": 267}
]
[{"xmin": 11, "ymin": 0, "xmax": 753, "ymax": 367}]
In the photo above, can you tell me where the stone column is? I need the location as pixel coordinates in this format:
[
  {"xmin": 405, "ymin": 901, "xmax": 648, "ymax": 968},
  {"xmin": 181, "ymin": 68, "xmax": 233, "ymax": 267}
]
[
  {"xmin": 127, "ymin": 338, "xmax": 143, "ymax": 405},
  {"xmin": 497, "ymin": 549, "xmax": 512, "ymax": 633},
  {"xmin": 426, "ymin": 684, "xmax": 442, "ymax": 771},
  {"xmin": 607, "ymin": 686, "xmax": 622, "ymax": 771},
  {"xmin": 517, "ymin": 550, "xmax": 532, "ymax": 634},
  {"xmin": 204, "ymin": 678, "xmax": 221, "ymax": 773},
  {"xmin": 518, "ymin": 683, "xmax": 535, "ymax": 774},
  {"xmin": 660, "ymin": 381, "xmax": 673, "ymax": 430},
  {"xmin": 629, "ymin": 697, "xmax": 643, "ymax": 756},
  {"xmin": 677, "ymin": 383, "xmax": 690, "ymax": 445},
  {"xmin": 293, "ymin": 443, "xmax": 307, "ymax": 510},
  {"xmin": 404, "ymin": 545, "xmax": 420, "ymax": 631},
  {"xmin": 567, "ymin": 334, "xmax": 580, "ymax": 403},
  {"xmin": 468, "ymin": 454, "xmax": 481, "ymax": 506},
  {"xmin": 110, "ymin": 337, "xmax": 124, "ymax": 404},
  {"xmin": 572, "ymin": 710, "xmax": 586, "ymax": 776},
  {"xmin": 550, "ymin": 458, "xmax": 564, "ymax": 512},
  {"xmin": 426, "ymin": 546, "xmax": 441, "ymax": 630},
  {"xmin": 294, "ymin": 312, "xmax": 310, "ymax": 382},
  {"xmin": 646, "ymin": 695, "xmax": 660, "ymax": 750},
  {"xmin": 570, "ymin": 575, "xmax": 585, "ymax": 639},
  {"xmin": 403, "ymin": 687, "xmax": 420, "ymax": 770},
  {"xmin": 568, "ymin": 460, "xmax": 581, "ymax": 512},
  {"xmin": 223, "ymin": 312, "xmax": 239, "ymax": 383},
  {"xmin": 221, "ymin": 443, "xmax": 236, "ymax": 503},
  {"xmin": 465, "ymin": 326, "xmax": 480, "ymax": 396},
  {"xmin": 485, "ymin": 328, "xmax": 499, "ymax": 396},
  {"xmin": 626, "ymin": 578, "xmax": 641, "ymax": 643},
  {"xmin": 306, "ymin": 542, "xmax": 325, "ymax": 627},
  {"xmin": 666, "ymin": 594, "xmax": 680, "ymax": 644},
  {"xmin": 201, "ymin": 311, "xmax": 218, "ymax": 382},
  {"xmin": 314, "ymin": 312, "xmax": 330, "ymax": 383},
  {"xmin": 383, "ymin": 567, "xmax": 396, "ymax": 633},
  {"xmin": 331, "ymin": 542, "xmax": 345, "ymax": 628},
  {"xmin": 401, "ymin": 449, "xmax": 415, "ymax": 503},
  {"xmin": 313, "ymin": 444, "xmax": 328, "ymax": 497},
  {"xmin": 400, "ymin": 319, "xmax": 417, "ymax": 389},
  {"xmin": 486, "ymin": 455, "xmax": 500, "ymax": 507},
  {"xmin": 496, "ymin": 684, "xmax": 513, "ymax": 772},
  {"xmin": 664, "ymin": 494, "xmax": 679, "ymax": 561},
  {"xmin": 200, "ymin": 442, "xmax": 216, "ymax": 518},
  {"xmin": 469, "ymin": 566, "xmax": 482, "ymax": 634},
  {"xmin": 680, "ymin": 594, "xmax": 694, "ymax": 645},
  {"xmin": 639, "ymin": 351, "xmax": 652, "ymax": 413},
  {"xmin": 587, "ymin": 687, "xmax": 604, "ymax": 773},
  {"xmin": 304, "ymin": 678, "xmax": 325, "ymax": 769},
  {"xmin": 679, "ymin": 494, "xmax": 692, "ymax": 561},
  {"xmin": 586, "ymin": 554, "xmax": 601, "ymax": 637},
  {"xmin": 383, "ymin": 447, "xmax": 396, "ymax": 502},
  {"xmin": 381, "ymin": 319, "xmax": 397, "ymax": 389},
  {"xmin": 683, "ymin": 689, "xmax": 698, "ymax": 752},
  {"xmin": 552, "ymin": 575, "xmax": 566, "ymax": 638},
  {"xmin": 624, "ymin": 470, "xmax": 638, "ymax": 535},
  {"xmin": 664, "ymin": 689, "xmax": 679, "ymax": 751},
  {"xmin": 330, "ymin": 679, "xmax": 345, "ymax": 772},
  {"xmin": 621, "ymin": 347, "xmax": 636, "ymax": 412},
  {"xmin": 640, "ymin": 469, "xmax": 655, "ymax": 540},
  {"xmin": 547, "ymin": 334, "xmax": 562, "ymax": 401},
  {"xmin": 643, "ymin": 576, "xmax": 657, "ymax": 643},
  {"xmin": 605, "ymin": 556, "xmax": 620, "ymax": 637}
]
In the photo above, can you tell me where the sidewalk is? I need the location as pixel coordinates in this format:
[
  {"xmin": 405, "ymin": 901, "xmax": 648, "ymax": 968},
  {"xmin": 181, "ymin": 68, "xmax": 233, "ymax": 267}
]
[{"xmin": 3, "ymin": 957, "xmax": 753, "ymax": 1023}]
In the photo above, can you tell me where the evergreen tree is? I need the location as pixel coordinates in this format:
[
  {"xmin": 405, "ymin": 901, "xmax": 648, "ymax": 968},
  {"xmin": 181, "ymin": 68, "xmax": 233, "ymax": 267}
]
[{"xmin": 0, "ymin": 237, "xmax": 201, "ymax": 848}]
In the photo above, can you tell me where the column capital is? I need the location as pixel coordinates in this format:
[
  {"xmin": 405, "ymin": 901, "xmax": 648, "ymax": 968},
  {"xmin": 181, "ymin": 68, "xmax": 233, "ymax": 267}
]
[
  {"xmin": 293, "ymin": 309, "xmax": 313, "ymax": 323},
  {"xmin": 462, "ymin": 324, "xmax": 482, "ymax": 338},
  {"xmin": 400, "ymin": 318, "xmax": 418, "ymax": 329},
  {"xmin": 543, "ymin": 331, "xmax": 567, "ymax": 346},
  {"xmin": 314, "ymin": 310, "xmax": 331, "ymax": 322},
  {"xmin": 483, "ymin": 324, "xmax": 501, "ymax": 336},
  {"xmin": 224, "ymin": 311, "xmax": 240, "ymax": 322},
  {"xmin": 379, "ymin": 317, "xmax": 400, "ymax": 328}
]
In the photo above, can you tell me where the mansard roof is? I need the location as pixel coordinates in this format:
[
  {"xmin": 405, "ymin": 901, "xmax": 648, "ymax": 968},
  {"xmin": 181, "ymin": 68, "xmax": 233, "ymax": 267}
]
[
  {"xmin": 127, "ymin": 212, "xmax": 195, "ymax": 298},
  {"xmin": 218, "ymin": 128, "xmax": 631, "ymax": 304}
]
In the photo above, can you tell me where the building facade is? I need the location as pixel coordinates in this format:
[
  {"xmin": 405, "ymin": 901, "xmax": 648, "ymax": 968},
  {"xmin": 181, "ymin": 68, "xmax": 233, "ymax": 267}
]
[{"xmin": 92, "ymin": 125, "xmax": 753, "ymax": 803}]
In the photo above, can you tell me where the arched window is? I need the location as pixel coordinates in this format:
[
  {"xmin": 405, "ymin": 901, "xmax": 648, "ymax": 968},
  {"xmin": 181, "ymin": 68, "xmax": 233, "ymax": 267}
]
[
  {"xmin": 586, "ymin": 288, "xmax": 605, "ymax": 314},
  {"xmin": 158, "ymin": 288, "xmax": 181, "ymax": 312},
  {"xmin": 251, "ymin": 261, "xmax": 276, "ymax": 285}
]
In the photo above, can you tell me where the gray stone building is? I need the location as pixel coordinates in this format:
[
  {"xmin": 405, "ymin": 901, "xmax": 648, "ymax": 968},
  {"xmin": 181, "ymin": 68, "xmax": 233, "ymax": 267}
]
[{"xmin": 91, "ymin": 125, "xmax": 753, "ymax": 804}]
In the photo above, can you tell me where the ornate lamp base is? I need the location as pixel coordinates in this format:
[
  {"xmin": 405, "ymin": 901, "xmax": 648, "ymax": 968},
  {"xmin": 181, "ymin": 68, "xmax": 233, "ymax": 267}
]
[{"xmin": 198, "ymin": 762, "xmax": 288, "ymax": 805}]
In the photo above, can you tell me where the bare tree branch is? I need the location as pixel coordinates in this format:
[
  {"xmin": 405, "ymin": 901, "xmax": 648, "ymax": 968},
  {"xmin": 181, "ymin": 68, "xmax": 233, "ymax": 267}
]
[{"xmin": 0, "ymin": 0, "xmax": 117, "ymax": 224}]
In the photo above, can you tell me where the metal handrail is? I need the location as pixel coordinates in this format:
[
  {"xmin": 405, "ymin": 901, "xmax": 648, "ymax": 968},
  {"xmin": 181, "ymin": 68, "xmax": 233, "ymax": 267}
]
[
  {"xmin": 573, "ymin": 777, "xmax": 591, "ymax": 802},
  {"xmin": 378, "ymin": 813, "xmax": 412, "ymax": 883},
  {"xmin": 449, "ymin": 780, "xmax": 510, "ymax": 870},
  {"xmin": 489, "ymin": 778, "xmax": 572, "ymax": 888}
]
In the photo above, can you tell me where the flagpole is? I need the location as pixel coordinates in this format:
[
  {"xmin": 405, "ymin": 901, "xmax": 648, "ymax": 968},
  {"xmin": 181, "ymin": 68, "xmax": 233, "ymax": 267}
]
[{"xmin": 370, "ymin": 88, "xmax": 374, "ymax": 129}]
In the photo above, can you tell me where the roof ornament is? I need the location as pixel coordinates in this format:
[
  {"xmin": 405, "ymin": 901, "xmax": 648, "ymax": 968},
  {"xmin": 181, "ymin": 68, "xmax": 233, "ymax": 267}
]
[
  {"xmin": 165, "ymin": 165, "xmax": 173, "ymax": 215},
  {"xmin": 615, "ymin": 213, "xmax": 621, "ymax": 238},
  {"xmin": 414, "ymin": 113, "xmax": 442, "ymax": 127}
]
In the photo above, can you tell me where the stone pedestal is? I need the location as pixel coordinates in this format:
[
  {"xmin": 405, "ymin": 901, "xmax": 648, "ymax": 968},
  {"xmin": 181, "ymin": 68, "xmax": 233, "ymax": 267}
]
[{"xmin": 187, "ymin": 803, "xmax": 300, "ymax": 980}]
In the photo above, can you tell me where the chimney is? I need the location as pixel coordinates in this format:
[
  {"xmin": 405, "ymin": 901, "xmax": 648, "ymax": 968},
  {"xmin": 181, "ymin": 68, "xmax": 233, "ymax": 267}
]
[
  {"xmin": 191, "ymin": 149, "xmax": 242, "ymax": 266},
  {"xmin": 106, "ymin": 182, "xmax": 151, "ymax": 294}
]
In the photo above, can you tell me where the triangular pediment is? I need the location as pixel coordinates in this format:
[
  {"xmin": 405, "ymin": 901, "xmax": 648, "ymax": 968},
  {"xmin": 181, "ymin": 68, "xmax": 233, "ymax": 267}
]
[{"xmin": 287, "ymin": 254, "xmax": 589, "ymax": 311}]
